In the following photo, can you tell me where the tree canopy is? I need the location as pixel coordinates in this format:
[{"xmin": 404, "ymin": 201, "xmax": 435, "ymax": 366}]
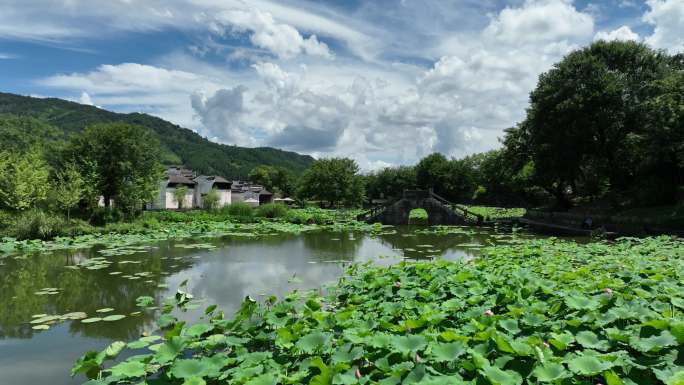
[
  {"xmin": 65, "ymin": 122, "xmax": 163, "ymax": 213},
  {"xmin": 297, "ymin": 158, "xmax": 365, "ymax": 207}
]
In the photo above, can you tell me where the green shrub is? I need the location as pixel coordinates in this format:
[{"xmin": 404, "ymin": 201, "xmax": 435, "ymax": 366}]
[
  {"xmin": 62, "ymin": 219, "xmax": 96, "ymax": 237},
  {"xmin": 12, "ymin": 209, "xmax": 65, "ymax": 240},
  {"xmin": 408, "ymin": 208, "xmax": 428, "ymax": 225},
  {"xmin": 222, "ymin": 202, "xmax": 253, "ymax": 217},
  {"xmin": 255, "ymin": 203, "xmax": 289, "ymax": 218},
  {"xmin": 144, "ymin": 210, "xmax": 191, "ymax": 223},
  {"xmin": 284, "ymin": 210, "xmax": 309, "ymax": 224},
  {"xmin": 0, "ymin": 209, "xmax": 13, "ymax": 235},
  {"xmin": 89, "ymin": 207, "xmax": 124, "ymax": 226}
]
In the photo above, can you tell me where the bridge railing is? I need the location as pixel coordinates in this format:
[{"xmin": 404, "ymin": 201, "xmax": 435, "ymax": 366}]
[
  {"xmin": 356, "ymin": 203, "xmax": 390, "ymax": 222},
  {"xmin": 429, "ymin": 190, "xmax": 484, "ymax": 224}
]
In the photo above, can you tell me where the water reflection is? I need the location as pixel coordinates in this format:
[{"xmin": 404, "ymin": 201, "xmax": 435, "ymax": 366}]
[{"xmin": 0, "ymin": 226, "xmax": 539, "ymax": 385}]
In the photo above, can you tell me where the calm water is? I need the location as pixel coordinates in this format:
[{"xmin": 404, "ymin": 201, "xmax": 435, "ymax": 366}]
[{"xmin": 0, "ymin": 226, "xmax": 551, "ymax": 385}]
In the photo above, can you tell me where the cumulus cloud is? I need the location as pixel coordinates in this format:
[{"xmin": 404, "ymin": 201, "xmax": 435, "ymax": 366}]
[
  {"xmin": 643, "ymin": 0, "xmax": 684, "ymax": 53},
  {"xmin": 594, "ymin": 26, "xmax": 640, "ymax": 41},
  {"xmin": 484, "ymin": 0, "xmax": 594, "ymax": 43},
  {"xmin": 38, "ymin": 62, "xmax": 221, "ymax": 130},
  {"xmin": 209, "ymin": 7, "xmax": 332, "ymax": 59},
  {"xmin": 78, "ymin": 91, "xmax": 94, "ymax": 106},
  {"xmin": 190, "ymin": 86, "xmax": 254, "ymax": 145},
  {"xmin": 41, "ymin": 63, "xmax": 203, "ymax": 94}
]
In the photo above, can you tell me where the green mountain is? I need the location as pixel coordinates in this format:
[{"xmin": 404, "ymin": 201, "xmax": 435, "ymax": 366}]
[{"xmin": 0, "ymin": 92, "xmax": 314, "ymax": 178}]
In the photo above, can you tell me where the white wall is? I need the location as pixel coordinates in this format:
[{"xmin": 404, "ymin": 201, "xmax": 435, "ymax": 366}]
[
  {"xmin": 219, "ymin": 189, "xmax": 231, "ymax": 207},
  {"xmin": 165, "ymin": 188, "xmax": 194, "ymax": 209}
]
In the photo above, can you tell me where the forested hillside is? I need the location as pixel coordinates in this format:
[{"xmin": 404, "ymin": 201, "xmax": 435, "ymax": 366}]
[{"xmin": 0, "ymin": 92, "xmax": 314, "ymax": 177}]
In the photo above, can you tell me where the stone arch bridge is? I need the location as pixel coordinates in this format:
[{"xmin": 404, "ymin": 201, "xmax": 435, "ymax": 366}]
[{"xmin": 357, "ymin": 189, "xmax": 483, "ymax": 226}]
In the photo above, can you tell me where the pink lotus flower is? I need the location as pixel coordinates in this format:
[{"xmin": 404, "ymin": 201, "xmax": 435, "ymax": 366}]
[
  {"xmin": 415, "ymin": 353, "xmax": 421, "ymax": 364},
  {"xmin": 484, "ymin": 309, "xmax": 494, "ymax": 317},
  {"xmin": 543, "ymin": 341, "xmax": 550, "ymax": 348},
  {"xmin": 394, "ymin": 281, "xmax": 401, "ymax": 288},
  {"xmin": 355, "ymin": 368, "xmax": 361, "ymax": 379},
  {"xmin": 603, "ymin": 288, "xmax": 613, "ymax": 296}
]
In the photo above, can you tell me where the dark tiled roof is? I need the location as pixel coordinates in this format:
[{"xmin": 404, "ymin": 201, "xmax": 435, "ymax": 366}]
[{"xmin": 168, "ymin": 175, "xmax": 196, "ymax": 185}]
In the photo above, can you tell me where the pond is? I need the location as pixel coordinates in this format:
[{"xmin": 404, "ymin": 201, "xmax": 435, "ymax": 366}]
[{"xmin": 0, "ymin": 226, "xmax": 559, "ymax": 385}]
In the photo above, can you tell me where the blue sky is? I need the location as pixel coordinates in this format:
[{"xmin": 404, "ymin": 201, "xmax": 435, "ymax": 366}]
[{"xmin": 0, "ymin": 0, "xmax": 682, "ymax": 169}]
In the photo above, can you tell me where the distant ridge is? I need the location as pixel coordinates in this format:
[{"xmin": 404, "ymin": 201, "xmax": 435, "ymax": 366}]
[{"xmin": 0, "ymin": 92, "xmax": 314, "ymax": 178}]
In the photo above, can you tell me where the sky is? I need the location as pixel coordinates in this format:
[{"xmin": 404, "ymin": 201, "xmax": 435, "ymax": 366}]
[{"xmin": 0, "ymin": 0, "xmax": 682, "ymax": 170}]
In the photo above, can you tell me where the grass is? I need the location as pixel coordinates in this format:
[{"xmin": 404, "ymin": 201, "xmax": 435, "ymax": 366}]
[
  {"xmin": 73, "ymin": 236, "xmax": 684, "ymax": 385},
  {"xmin": 465, "ymin": 206, "xmax": 527, "ymax": 220},
  {"xmin": 408, "ymin": 208, "xmax": 428, "ymax": 225}
]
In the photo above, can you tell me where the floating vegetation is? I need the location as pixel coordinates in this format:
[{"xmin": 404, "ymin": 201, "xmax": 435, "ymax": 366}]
[
  {"xmin": 73, "ymin": 236, "xmax": 684, "ymax": 385},
  {"xmin": 95, "ymin": 308, "xmax": 114, "ymax": 313},
  {"xmin": 27, "ymin": 312, "xmax": 88, "ymax": 332},
  {"xmin": 34, "ymin": 287, "xmax": 60, "ymax": 295},
  {"xmin": 174, "ymin": 243, "xmax": 216, "ymax": 250},
  {"xmin": 102, "ymin": 314, "xmax": 126, "ymax": 322}
]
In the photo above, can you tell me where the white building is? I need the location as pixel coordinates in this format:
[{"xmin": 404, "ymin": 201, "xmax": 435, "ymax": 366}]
[
  {"xmin": 147, "ymin": 167, "xmax": 236, "ymax": 210},
  {"xmin": 193, "ymin": 175, "xmax": 232, "ymax": 208}
]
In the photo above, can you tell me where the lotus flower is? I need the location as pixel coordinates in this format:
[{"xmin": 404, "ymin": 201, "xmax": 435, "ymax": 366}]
[
  {"xmin": 484, "ymin": 309, "xmax": 494, "ymax": 317},
  {"xmin": 543, "ymin": 341, "xmax": 550, "ymax": 348},
  {"xmin": 415, "ymin": 353, "xmax": 421, "ymax": 364},
  {"xmin": 603, "ymin": 287, "xmax": 613, "ymax": 296},
  {"xmin": 355, "ymin": 368, "xmax": 361, "ymax": 379},
  {"xmin": 394, "ymin": 281, "xmax": 401, "ymax": 288}
]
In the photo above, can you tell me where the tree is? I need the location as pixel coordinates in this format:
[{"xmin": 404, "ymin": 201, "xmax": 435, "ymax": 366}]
[
  {"xmin": 297, "ymin": 158, "xmax": 365, "ymax": 207},
  {"xmin": 248, "ymin": 165, "xmax": 296, "ymax": 197},
  {"xmin": 510, "ymin": 40, "xmax": 679, "ymax": 207},
  {"xmin": 65, "ymin": 122, "xmax": 163, "ymax": 214},
  {"xmin": 203, "ymin": 188, "xmax": 220, "ymax": 210},
  {"xmin": 172, "ymin": 186, "xmax": 189, "ymax": 209},
  {"xmin": 415, "ymin": 153, "xmax": 451, "ymax": 192},
  {"xmin": 366, "ymin": 166, "xmax": 417, "ymax": 201},
  {"xmin": 54, "ymin": 164, "xmax": 84, "ymax": 220},
  {"xmin": 0, "ymin": 149, "xmax": 50, "ymax": 211}
]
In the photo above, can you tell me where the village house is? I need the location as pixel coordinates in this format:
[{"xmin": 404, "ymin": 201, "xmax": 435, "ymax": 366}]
[
  {"xmin": 193, "ymin": 175, "xmax": 232, "ymax": 208},
  {"xmin": 147, "ymin": 166, "xmax": 197, "ymax": 210},
  {"xmin": 146, "ymin": 166, "xmax": 278, "ymax": 210},
  {"xmin": 230, "ymin": 181, "xmax": 273, "ymax": 207}
]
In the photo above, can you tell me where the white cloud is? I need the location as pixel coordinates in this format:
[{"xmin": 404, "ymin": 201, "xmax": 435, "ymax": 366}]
[
  {"xmin": 644, "ymin": 0, "xmax": 684, "ymax": 53},
  {"xmin": 211, "ymin": 7, "xmax": 332, "ymax": 59},
  {"xmin": 41, "ymin": 63, "xmax": 205, "ymax": 94},
  {"xmin": 594, "ymin": 25, "xmax": 640, "ymax": 41},
  {"xmin": 0, "ymin": 53, "xmax": 18, "ymax": 59},
  {"xmin": 78, "ymin": 91, "xmax": 94, "ymax": 106},
  {"xmin": 484, "ymin": 0, "xmax": 594, "ymax": 43},
  {"xmin": 38, "ymin": 63, "xmax": 225, "ymax": 130}
]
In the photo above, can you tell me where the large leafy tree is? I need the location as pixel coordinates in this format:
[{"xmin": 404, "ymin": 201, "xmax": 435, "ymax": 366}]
[
  {"xmin": 415, "ymin": 153, "xmax": 451, "ymax": 193},
  {"xmin": 65, "ymin": 122, "xmax": 163, "ymax": 213},
  {"xmin": 248, "ymin": 165, "xmax": 296, "ymax": 197},
  {"xmin": 297, "ymin": 158, "xmax": 365, "ymax": 207},
  {"xmin": 514, "ymin": 40, "xmax": 680, "ymax": 207},
  {"xmin": 0, "ymin": 149, "xmax": 50, "ymax": 211},
  {"xmin": 366, "ymin": 166, "xmax": 417, "ymax": 201}
]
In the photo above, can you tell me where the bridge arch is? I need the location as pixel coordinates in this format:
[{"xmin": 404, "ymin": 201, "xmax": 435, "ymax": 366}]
[{"xmin": 363, "ymin": 189, "xmax": 482, "ymax": 226}]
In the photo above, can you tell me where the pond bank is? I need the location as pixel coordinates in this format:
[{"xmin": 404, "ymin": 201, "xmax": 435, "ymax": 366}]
[{"xmin": 523, "ymin": 208, "xmax": 684, "ymax": 237}]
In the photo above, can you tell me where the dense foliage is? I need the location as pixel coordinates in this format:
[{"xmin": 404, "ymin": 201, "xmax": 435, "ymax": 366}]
[
  {"xmin": 298, "ymin": 158, "xmax": 366, "ymax": 208},
  {"xmin": 73, "ymin": 236, "xmax": 684, "ymax": 385},
  {"xmin": 65, "ymin": 122, "xmax": 164, "ymax": 213},
  {"xmin": 0, "ymin": 93, "xmax": 314, "ymax": 177},
  {"xmin": 249, "ymin": 166, "xmax": 296, "ymax": 197},
  {"xmin": 503, "ymin": 40, "xmax": 684, "ymax": 208}
]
